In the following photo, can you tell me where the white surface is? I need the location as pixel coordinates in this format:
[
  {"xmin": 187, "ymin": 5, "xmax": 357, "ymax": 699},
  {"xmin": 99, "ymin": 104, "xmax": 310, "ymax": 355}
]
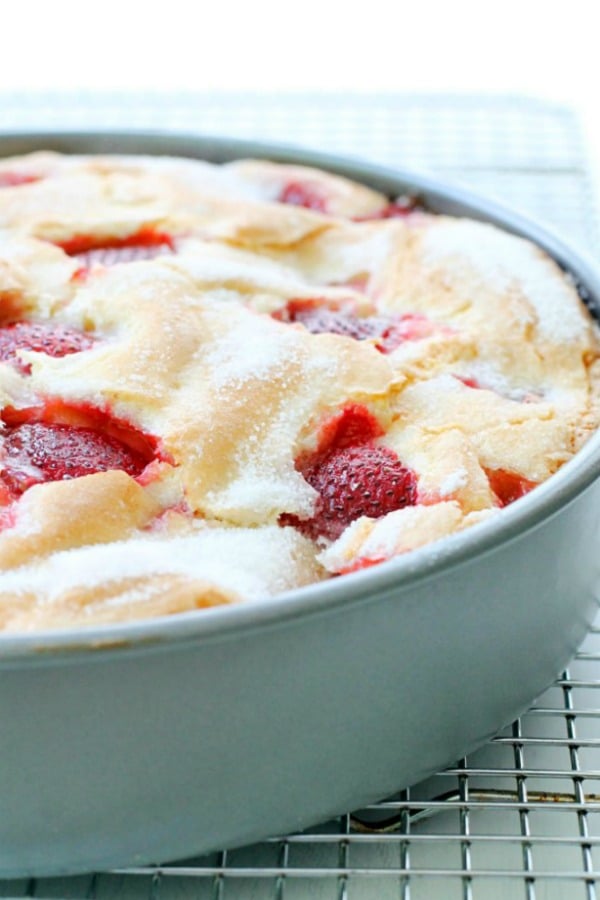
[{"xmin": 1, "ymin": 0, "xmax": 599, "ymax": 174}]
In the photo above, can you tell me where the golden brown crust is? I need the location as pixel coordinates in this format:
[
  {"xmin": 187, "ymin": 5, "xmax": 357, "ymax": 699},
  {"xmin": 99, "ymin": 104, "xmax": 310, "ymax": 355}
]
[
  {"xmin": 0, "ymin": 574, "xmax": 235, "ymax": 633},
  {"xmin": 0, "ymin": 472, "xmax": 162, "ymax": 571}
]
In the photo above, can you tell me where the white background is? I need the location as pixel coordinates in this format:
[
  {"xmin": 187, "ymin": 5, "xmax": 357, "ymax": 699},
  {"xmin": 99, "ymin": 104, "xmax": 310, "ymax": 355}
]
[{"xmin": 1, "ymin": 0, "xmax": 599, "ymax": 169}]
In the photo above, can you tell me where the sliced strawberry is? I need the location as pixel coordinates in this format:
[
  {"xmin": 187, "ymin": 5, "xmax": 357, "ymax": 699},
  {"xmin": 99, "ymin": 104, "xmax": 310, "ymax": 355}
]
[
  {"xmin": 287, "ymin": 444, "xmax": 417, "ymax": 541},
  {"xmin": 276, "ymin": 302, "xmax": 384, "ymax": 342},
  {"xmin": 57, "ymin": 227, "xmax": 175, "ymax": 272},
  {"xmin": 314, "ymin": 404, "xmax": 384, "ymax": 452},
  {"xmin": 282, "ymin": 405, "xmax": 416, "ymax": 540},
  {"xmin": 0, "ymin": 172, "xmax": 40, "ymax": 188},
  {"xmin": 1, "ymin": 422, "xmax": 150, "ymax": 496},
  {"xmin": 376, "ymin": 313, "xmax": 438, "ymax": 352},
  {"xmin": 0, "ymin": 321, "xmax": 94, "ymax": 371},
  {"xmin": 486, "ymin": 469, "xmax": 537, "ymax": 507},
  {"xmin": 275, "ymin": 301, "xmax": 435, "ymax": 354},
  {"xmin": 278, "ymin": 181, "xmax": 328, "ymax": 213},
  {"xmin": 307, "ymin": 444, "xmax": 417, "ymax": 540}
]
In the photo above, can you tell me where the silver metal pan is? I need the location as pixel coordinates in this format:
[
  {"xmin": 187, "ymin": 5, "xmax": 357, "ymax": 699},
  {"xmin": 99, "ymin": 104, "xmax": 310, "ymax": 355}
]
[{"xmin": 1, "ymin": 132, "xmax": 600, "ymax": 878}]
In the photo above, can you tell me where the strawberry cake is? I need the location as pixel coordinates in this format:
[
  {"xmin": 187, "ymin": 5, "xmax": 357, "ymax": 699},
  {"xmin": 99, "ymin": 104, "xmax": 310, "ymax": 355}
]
[{"xmin": 0, "ymin": 151, "xmax": 598, "ymax": 631}]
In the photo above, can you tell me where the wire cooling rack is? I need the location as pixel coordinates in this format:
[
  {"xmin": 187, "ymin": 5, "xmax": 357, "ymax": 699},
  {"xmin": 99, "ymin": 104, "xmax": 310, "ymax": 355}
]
[{"xmin": 1, "ymin": 92, "xmax": 599, "ymax": 899}]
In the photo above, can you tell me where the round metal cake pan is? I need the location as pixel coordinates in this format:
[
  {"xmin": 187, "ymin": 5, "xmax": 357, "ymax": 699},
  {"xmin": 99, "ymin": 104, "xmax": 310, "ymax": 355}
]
[{"xmin": 1, "ymin": 131, "xmax": 600, "ymax": 877}]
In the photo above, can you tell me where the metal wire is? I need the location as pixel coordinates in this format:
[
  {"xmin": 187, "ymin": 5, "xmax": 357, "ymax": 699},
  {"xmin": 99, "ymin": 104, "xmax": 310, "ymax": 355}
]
[{"xmin": 0, "ymin": 92, "xmax": 599, "ymax": 900}]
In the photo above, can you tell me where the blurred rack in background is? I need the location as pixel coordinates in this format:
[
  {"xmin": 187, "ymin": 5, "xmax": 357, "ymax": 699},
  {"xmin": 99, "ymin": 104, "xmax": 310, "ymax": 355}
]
[{"xmin": 1, "ymin": 91, "xmax": 596, "ymax": 249}]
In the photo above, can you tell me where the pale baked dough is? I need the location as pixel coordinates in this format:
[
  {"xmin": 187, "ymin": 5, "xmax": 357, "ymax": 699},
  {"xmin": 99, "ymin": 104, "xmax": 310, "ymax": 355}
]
[{"xmin": 0, "ymin": 152, "xmax": 598, "ymax": 631}]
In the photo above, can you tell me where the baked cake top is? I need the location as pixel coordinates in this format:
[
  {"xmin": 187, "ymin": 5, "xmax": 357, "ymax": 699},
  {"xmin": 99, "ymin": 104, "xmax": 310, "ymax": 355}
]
[{"xmin": 0, "ymin": 151, "xmax": 598, "ymax": 632}]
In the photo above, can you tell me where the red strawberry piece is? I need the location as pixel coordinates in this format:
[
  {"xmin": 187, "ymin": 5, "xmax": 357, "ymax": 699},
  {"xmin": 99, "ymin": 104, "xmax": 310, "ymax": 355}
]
[
  {"xmin": 57, "ymin": 227, "xmax": 175, "ymax": 271},
  {"xmin": 455, "ymin": 375, "xmax": 482, "ymax": 390},
  {"xmin": 280, "ymin": 303, "xmax": 385, "ymax": 342},
  {"xmin": 338, "ymin": 555, "xmax": 387, "ymax": 575},
  {"xmin": 289, "ymin": 444, "xmax": 417, "ymax": 541},
  {"xmin": 357, "ymin": 195, "xmax": 419, "ymax": 221},
  {"xmin": 0, "ymin": 321, "xmax": 94, "ymax": 371},
  {"xmin": 278, "ymin": 181, "xmax": 328, "ymax": 212},
  {"xmin": 486, "ymin": 468, "xmax": 536, "ymax": 507},
  {"xmin": 282, "ymin": 404, "xmax": 416, "ymax": 540},
  {"xmin": 1, "ymin": 422, "xmax": 149, "ymax": 496},
  {"xmin": 0, "ymin": 172, "xmax": 40, "ymax": 188},
  {"xmin": 316, "ymin": 404, "xmax": 384, "ymax": 451},
  {"xmin": 376, "ymin": 313, "xmax": 438, "ymax": 352},
  {"xmin": 275, "ymin": 301, "xmax": 435, "ymax": 354},
  {"xmin": 72, "ymin": 243, "xmax": 173, "ymax": 270},
  {"xmin": 0, "ymin": 504, "xmax": 16, "ymax": 531}
]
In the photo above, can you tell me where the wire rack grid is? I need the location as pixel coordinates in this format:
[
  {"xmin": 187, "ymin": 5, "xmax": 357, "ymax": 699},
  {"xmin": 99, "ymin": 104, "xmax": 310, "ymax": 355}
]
[{"xmin": 0, "ymin": 91, "xmax": 599, "ymax": 900}]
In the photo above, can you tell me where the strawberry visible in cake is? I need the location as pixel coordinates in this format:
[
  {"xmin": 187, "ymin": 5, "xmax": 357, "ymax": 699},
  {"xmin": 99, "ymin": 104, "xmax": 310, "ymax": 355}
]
[
  {"xmin": 0, "ymin": 172, "xmax": 40, "ymax": 188},
  {"xmin": 0, "ymin": 321, "xmax": 94, "ymax": 372},
  {"xmin": 56, "ymin": 228, "xmax": 175, "ymax": 274},
  {"xmin": 294, "ymin": 443, "xmax": 417, "ymax": 541},
  {"xmin": 283, "ymin": 406, "xmax": 418, "ymax": 540},
  {"xmin": 278, "ymin": 181, "xmax": 329, "ymax": 212},
  {"xmin": 275, "ymin": 300, "xmax": 437, "ymax": 353},
  {"xmin": 486, "ymin": 469, "xmax": 536, "ymax": 507},
  {"xmin": 1, "ymin": 422, "xmax": 149, "ymax": 496}
]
